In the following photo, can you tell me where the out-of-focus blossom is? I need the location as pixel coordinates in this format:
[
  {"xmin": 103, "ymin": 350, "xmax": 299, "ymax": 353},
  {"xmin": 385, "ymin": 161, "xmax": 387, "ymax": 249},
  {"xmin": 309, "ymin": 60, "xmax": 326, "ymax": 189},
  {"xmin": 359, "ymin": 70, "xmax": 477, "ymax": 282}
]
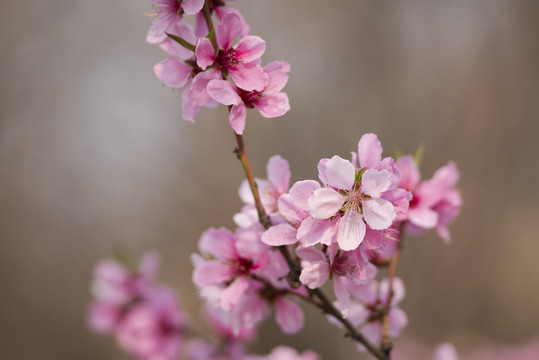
[{"xmin": 397, "ymin": 155, "xmax": 462, "ymax": 242}]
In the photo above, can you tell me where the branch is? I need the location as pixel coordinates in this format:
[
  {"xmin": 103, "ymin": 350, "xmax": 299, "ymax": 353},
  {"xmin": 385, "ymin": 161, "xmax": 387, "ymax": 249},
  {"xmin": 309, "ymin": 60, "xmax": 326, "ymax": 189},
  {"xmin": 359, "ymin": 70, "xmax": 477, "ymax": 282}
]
[{"xmin": 381, "ymin": 223, "xmax": 405, "ymax": 355}]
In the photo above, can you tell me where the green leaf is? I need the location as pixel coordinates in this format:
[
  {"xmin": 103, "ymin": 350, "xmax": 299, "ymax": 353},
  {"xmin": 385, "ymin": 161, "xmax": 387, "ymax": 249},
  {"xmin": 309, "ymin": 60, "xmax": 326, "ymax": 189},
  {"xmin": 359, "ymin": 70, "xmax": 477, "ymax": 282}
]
[
  {"xmin": 392, "ymin": 148, "xmax": 404, "ymax": 160},
  {"xmin": 355, "ymin": 167, "xmax": 366, "ymax": 182},
  {"xmin": 414, "ymin": 144, "xmax": 425, "ymax": 168},
  {"xmin": 206, "ymin": 30, "xmax": 214, "ymax": 41},
  {"xmin": 166, "ymin": 32, "xmax": 196, "ymax": 52}
]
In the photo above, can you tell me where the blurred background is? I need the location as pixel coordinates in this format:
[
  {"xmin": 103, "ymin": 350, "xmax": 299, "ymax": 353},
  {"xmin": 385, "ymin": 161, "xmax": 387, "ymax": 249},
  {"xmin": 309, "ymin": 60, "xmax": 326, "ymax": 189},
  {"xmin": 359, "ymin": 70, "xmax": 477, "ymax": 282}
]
[{"xmin": 1, "ymin": 0, "xmax": 539, "ymax": 358}]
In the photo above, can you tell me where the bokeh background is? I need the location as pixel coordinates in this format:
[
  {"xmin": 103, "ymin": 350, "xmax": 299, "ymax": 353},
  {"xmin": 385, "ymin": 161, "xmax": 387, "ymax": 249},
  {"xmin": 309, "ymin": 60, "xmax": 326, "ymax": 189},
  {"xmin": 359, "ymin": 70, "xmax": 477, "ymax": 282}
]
[{"xmin": 1, "ymin": 0, "xmax": 539, "ymax": 358}]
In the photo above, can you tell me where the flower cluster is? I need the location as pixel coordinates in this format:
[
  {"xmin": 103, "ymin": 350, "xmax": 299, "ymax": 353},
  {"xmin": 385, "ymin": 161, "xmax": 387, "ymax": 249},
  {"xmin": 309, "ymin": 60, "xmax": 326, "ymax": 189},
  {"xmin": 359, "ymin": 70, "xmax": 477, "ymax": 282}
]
[
  {"xmin": 150, "ymin": 0, "xmax": 290, "ymax": 134},
  {"xmin": 88, "ymin": 1, "xmax": 465, "ymax": 359},
  {"xmin": 191, "ymin": 133, "xmax": 461, "ymax": 353},
  {"xmin": 87, "ymin": 252, "xmax": 187, "ymax": 360}
]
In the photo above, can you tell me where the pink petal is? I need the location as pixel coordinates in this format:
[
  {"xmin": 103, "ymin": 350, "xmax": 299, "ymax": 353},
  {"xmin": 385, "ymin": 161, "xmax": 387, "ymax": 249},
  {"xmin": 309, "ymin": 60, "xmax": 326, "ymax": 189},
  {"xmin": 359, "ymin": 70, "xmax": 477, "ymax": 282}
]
[
  {"xmin": 317, "ymin": 158, "xmax": 330, "ymax": 186},
  {"xmin": 87, "ymin": 302, "xmax": 120, "ymax": 333},
  {"xmin": 181, "ymin": 94, "xmax": 199, "ymax": 123},
  {"xmin": 396, "ymin": 155, "xmax": 421, "ymax": 191},
  {"xmin": 216, "ymin": 13, "xmax": 246, "ymax": 50},
  {"xmin": 238, "ymin": 179, "xmax": 254, "ymax": 205},
  {"xmin": 267, "ymin": 155, "xmax": 290, "ymax": 194},
  {"xmin": 308, "ymin": 188, "xmax": 345, "ymax": 219},
  {"xmin": 235, "ymin": 35, "xmax": 266, "ymax": 63},
  {"xmin": 207, "ymin": 80, "xmax": 241, "ymax": 105},
  {"xmin": 432, "ymin": 343, "xmax": 459, "ymax": 360},
  {"xmin": 289, "ymin": 180, "xmax": 320, "ymax": 211},
  {"xmin": 277, "ymin": 193, "xmax": 307, "ymax": 226},
  {"xmin": 333, "ymin": 276, "xmax": 351, "ymax": 318},
  {"xmin": 297, "ymin": 217, "xmax": 338, "ymax": 247},
  {"xmin": 221, "ymin": 276, "xmax": 250, "ymax": 311},
  {"xmin": 195, "ymin": 38, "xmax": 216, "ymax": 69},
  {"xmin": 361, "ymin": 169, "xmax": 392, "ymax": 198},
  {"xmin": 388, "ymin": 307, "xmax": 408, "ymax": 337},
  {"xmin": 158, "ymin": 20, "xmax": 196, "ymax": 59},
  {"xmin": 432, "ymin": 161, "xmax": 460, "ymax": 187},
  {"xmin": 358, "ymin": 133, "xmax": 383, "ymax": 169},
  {"xmin": 408, "ymin": 206, "xmax": 439, "ymax": 229},
  {"xmin": 296, "ymin": 246, "xmax": 327, "ymax": 263},
  {"xmin": 154, "ymin": 56, "xmax": 191, "ymax": 88},
  {"xmin": 195, "ymin": 11, "xmax": 208, "ymax": 38},
  {"xmin": 256, "ymin": 93, "xmax": 290, "ymax": 118},
  {"xmin": 185, "ymin": 69, "xmax": 221, "ymax": 106},
  {"xmin": 362, "ymin": 198, "xmax": 396, "ymax": 230},
  {"xmin": 325, "ymin": 155, "xmax": 356, "ymax": 190},
  {"xmin": 261, "ymin": 223, "xmax": 297, "ymax": 246},
  {"xmin": 193, "ymin": 261, "xmax": 234, "ymax": 286},
  {"xmin": 380, "ymin": 277, "xmax": 405, "ymax": 306},
  {"xmin": 378, "ymin": 157, "xmax": 402, "ymax": 189},
  {"xmin": 264, "ymin": 61, "xmax": 291, "ymax": 94},
  {"xmin": 198, "ymin": 227, "xmax": 236, "ymax": 261},
  {"xmin": 230, "ymin": 62, "xmax": 269, "ymax": 91},
  {"xmin": 337, "ymin": 209, "xmax": 366, "ymax": 251},
  {"xmin": 181, "ymin": 0, "xmax": 204, "ymax": 15},
  {"xmin": 229, "ymin": 103, "xmax": 247, "ymax": 134},
  {"xmin": 275, "ymin": 298, "xmax": 304, "ymax": 334}
]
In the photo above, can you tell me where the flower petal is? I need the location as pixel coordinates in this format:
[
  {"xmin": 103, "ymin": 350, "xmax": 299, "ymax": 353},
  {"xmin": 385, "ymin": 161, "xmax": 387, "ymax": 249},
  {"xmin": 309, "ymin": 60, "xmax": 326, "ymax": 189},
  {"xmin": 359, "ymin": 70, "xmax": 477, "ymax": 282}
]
[
  {"xmin": 297, "ymin": 217, "xmax": 337, "ymax": 246},
  {"xmin": 337, "ymin": 209, "xmax": 366, "ymax": 251},
  {"xmin": 408, "ymin": 206, "xmax": 439, "ymax": 229},
  {"xmin": 230, "ymin": 62, "xmax": 269, "ymax": 92},
  {"xmin": 261, "ymin": 223, "xmax": 297, "ymax": 246},
  {"xmin": 193, "ymin": 261, "xmax": 234, "ymax": 286},
  {"xmin": 256, "ymin": 93, "xmax": 290, "ymax": 118},
  {"xmin": 308, "ymin": 188, "xmax": 345, "ymax": 219},
  {"xmin": 289, "ymin": 180, "xmax": 320, "ymax": 211},
  {"xmin": 181, "ymin": 0, "xmax": 204, "ymax": 15},
  {"xmin": 325, "ymin": 155, "xmax": 356, "ymax": 190},
  {"xmin": 361, "ymin": 169, "xmax": 392, "ymax": 198},
  {"xmin": 275, "ymin": 298, "xmax": 304, "ymax": 334},
  {"xmin": 154, "ymin": 56, "xmax": 191, "ymax": 88},
  {"xmin": 267, "ymin": 155, "xmax": 290, "ymax": 194},
  {"xmin": 216, "ymin": 13, "xmax": 247, "ymax": 50},
  {"xmin": 229, "ymin": 103, "xmax": 247, "ymax": 134},
  {"xmin": 198, "ymin": 227, "xmax": 236, "ymax": 260},
  {"xmin": 221, "ymin": 276, "xmax": 250, "ymax": 311},
  {"xmin": 235, "ymin": 35, "xmax": 266, "ymax": 63},
  {"xmin": 195, "ymin": 38, "xmax": 216, "ymax": 70},
  {"xmin": 396, "ymin": 155, "xmax": 420, "ymax": 191},
  {"xmin": 357, "ymin": 133, "xmax": 383, "ymax": 169},
  {"xmin": 363, "ymin": 198, "xmax": 396, "ymax": 230},
  {"xmin": 207, "ymin": 80, "xmax": 241, "ymax": 105}
]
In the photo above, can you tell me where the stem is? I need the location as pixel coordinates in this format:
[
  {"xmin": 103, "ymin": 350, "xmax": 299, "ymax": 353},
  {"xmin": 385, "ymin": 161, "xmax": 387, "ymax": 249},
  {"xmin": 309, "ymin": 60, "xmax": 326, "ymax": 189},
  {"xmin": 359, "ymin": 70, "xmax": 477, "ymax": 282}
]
[
  {"xmin": 380, "ymin": 224, "xmax": 405, "ymax": 355},
  {"xmin": 201, "ymin": 0, "xmax": 219, "ymax": 53}
]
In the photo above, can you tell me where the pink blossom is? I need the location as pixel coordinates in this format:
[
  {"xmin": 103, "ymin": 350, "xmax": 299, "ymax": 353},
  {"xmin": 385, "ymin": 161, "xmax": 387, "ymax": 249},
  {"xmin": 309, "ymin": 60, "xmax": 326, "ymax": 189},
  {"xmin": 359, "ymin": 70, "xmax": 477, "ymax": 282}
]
[
  {"xmin": 432, "ymin": 343, "xmax": 459, "ymax": 360},
  {"xmin": 306, "ymin": 155, "xmax": 397, "ymax": 251},
  {"xmin": 330, "ymin": 278, "xmax": 407, "ymax": 351},
  {"xmin": 235, "ymin": 155, "xmax": 291, "ymax": 228},
  {"xmin": 116, "ymin": 286, "xmax": 185, "ymax": 360},
  {"xmin": 206, "ymin": 61, "xmax": 290, "ymax": 134},
  {"xmin": 249, "ymin": 346, "xmax": 320, "ymax": 360},
  {"xmin": 195, "ymin": 13, "xmax": 268, "ymax": 91},
  {"xmin": 192, "ymin": 227, "xmax": 280, "ymax": 310},
  {"xmin": 146, "ymin": 0, "xmax": 203, "ymax": 45},
  {"xmin": 397, "ymin": 155, "xmax": 462, "ymax": 242}
]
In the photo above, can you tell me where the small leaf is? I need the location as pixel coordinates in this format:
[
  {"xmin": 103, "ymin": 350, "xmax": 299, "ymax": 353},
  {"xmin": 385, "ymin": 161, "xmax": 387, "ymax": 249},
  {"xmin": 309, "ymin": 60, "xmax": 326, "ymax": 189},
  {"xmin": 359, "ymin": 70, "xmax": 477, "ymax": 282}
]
[
  {"xmin": 414, "ymin": 144, "xmax": 425, "ymax": 168},
  {"xmin": 206, "ymin": 30, "xmax": 214, "ymax": 41},
  {"xmin": 355, "ymin": 167, "xmax": 367, "ymax": 182},
  {"xmin": 392, "ymin": 148, "xmax": 404, "ymax": 160},
  {"xmin": 166, "ymin": 32, "xmax": 196, "ymax": 52}
]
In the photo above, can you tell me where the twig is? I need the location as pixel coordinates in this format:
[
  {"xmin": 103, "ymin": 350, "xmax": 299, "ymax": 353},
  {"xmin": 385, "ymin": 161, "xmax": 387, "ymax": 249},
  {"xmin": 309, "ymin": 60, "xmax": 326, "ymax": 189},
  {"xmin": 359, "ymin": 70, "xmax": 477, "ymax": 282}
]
[{"xmin": 381, "ymin": 224, "xmax": 405, "ymax": 355}]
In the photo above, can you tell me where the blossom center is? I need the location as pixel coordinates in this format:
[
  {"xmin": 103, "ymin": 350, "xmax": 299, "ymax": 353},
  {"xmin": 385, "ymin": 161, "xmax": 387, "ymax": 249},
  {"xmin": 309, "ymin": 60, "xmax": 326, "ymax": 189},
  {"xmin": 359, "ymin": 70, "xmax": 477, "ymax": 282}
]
[
  {"xmin": 237, "ymin": 88, "xmax": 262, "ymax": 108},
  {"xmin": 217, "ymin": 48, "xmax": 239, "ymax": 69}
]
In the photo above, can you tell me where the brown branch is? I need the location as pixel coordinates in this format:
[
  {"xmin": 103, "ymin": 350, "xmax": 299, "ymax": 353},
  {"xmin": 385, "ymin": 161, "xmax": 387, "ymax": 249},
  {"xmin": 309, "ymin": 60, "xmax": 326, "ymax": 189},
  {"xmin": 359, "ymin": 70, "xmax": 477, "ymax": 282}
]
[{"xmin": 381, "ymin": 223, "xmax": 405, "ymax": 355}]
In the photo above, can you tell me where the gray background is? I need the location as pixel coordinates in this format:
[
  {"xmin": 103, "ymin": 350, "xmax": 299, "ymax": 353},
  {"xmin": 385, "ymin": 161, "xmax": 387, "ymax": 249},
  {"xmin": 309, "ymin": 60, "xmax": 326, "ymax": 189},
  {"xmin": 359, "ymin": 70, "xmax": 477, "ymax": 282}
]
[{"xmin": 1, "ymin": 0, "xmax": 538, "ymax": 358}]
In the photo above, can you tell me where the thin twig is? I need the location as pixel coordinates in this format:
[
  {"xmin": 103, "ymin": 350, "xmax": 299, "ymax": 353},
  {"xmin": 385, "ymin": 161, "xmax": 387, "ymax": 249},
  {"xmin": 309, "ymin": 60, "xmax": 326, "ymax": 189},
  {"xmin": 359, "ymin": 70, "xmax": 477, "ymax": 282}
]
[{"xmin": 381, "ymin": 224, "xmax": 405, "ymax": 355}]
